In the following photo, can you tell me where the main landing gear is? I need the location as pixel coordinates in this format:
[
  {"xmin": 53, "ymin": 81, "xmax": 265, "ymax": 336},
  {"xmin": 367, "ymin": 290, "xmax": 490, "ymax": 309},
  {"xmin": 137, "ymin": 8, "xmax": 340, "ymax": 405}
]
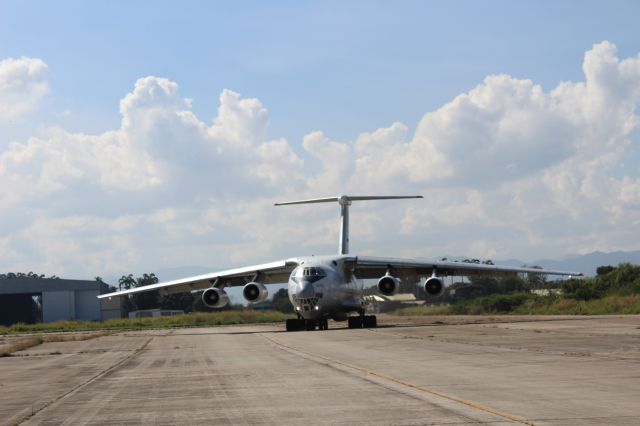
[
  {"xmin": 347, "ymin": 314, "xmax": 377, "ymax": 329},
  {"xmin": 284, "ymin": 312, "xmax": 377, "ymax": 332},
  {"xmin": 286, "ymin": 318, "xmax": 329, "ymax": 332}
]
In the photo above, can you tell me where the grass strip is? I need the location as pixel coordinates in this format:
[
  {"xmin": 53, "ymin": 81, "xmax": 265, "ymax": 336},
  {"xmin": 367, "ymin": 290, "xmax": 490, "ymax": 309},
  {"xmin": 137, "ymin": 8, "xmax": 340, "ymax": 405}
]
[
  {"xmin": 0, "ymin": 336, "xmax": 44, "ymax": 356},
  {"xmin": 42, "ymin": 331, "xmax": 113, "ymax": 342},
  {"xmin": 0, "ymin": 310, "xmax": 294, "ymax": 335}
]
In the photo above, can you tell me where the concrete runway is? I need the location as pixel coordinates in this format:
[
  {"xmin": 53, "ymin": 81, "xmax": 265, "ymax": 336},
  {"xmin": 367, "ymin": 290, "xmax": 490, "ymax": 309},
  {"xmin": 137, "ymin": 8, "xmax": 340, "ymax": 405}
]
[{"xmin": 2, "ymin": 315, "xmax": 640, "ymax": 425}]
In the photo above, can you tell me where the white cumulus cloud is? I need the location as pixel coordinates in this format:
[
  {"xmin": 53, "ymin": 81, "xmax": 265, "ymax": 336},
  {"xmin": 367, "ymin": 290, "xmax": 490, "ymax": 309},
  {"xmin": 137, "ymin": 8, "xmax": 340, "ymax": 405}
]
[
  {"xmin": 0, "ymin": 41, "xmax": 639, "ymax": 279},
  {"xmin": 0, "ymin": 57, "xmax": 49, "ymax": 123}
]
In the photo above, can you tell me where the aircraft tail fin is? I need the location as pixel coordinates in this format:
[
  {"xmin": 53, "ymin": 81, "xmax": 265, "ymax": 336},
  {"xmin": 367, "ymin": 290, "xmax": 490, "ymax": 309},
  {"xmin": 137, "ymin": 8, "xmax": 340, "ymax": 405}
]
[{"xmin": 275, "ymin": 195, "xmax": 422, "ymax": 254}]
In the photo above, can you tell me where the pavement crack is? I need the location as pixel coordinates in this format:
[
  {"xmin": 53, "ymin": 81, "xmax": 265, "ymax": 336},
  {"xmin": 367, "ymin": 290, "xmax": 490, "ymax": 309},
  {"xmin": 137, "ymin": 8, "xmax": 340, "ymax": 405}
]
[
  {"xmin": 259, "ymin": 333, "xmax": 535, "ymax": 425},
  {"xmin": 16, "ymin": 336, "xmax": 153, "ymax": 425}
]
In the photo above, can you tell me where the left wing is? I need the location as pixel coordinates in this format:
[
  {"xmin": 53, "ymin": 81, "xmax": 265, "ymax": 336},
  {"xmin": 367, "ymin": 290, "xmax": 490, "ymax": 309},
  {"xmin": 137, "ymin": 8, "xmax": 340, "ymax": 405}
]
[
  {"xmin": 348, "ymin": 256, "xmax": 582, "ymax": 280},
  {"xmin": 98, "ymin": 259, "xmax": 299, "ymax": 299}
]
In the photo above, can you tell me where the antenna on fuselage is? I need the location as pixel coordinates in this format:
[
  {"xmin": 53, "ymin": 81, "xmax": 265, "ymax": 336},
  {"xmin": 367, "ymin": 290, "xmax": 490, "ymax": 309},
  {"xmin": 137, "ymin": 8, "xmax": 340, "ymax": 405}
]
[{"xmin": 274, "ymin": 195, "xmax": 423, "ymax": 255}]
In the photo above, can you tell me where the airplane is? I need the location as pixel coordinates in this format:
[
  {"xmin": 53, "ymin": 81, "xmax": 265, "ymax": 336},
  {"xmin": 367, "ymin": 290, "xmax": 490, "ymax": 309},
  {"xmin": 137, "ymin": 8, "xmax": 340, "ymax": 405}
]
[{"xmin": 98, "ymin": 195, "xmax": 582, "ymax": 331}]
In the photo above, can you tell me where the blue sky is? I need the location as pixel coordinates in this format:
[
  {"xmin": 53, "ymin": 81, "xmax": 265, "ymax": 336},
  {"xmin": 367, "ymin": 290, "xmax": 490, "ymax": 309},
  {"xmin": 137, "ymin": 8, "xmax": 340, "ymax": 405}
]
[
  {"xmin": 2, "ymin": 1, "xmax": 638, "ymax": 142},
  {"xmin": 0, "ymin": 1, "xmax": 639, "ymax": 280}
]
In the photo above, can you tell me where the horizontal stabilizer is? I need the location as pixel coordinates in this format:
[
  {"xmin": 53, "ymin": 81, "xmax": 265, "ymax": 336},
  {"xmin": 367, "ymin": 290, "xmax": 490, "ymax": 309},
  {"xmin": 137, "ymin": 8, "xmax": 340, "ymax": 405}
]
[{"xmin": 275, "ymin": 195, "xmax": 422, "ymax": 206}]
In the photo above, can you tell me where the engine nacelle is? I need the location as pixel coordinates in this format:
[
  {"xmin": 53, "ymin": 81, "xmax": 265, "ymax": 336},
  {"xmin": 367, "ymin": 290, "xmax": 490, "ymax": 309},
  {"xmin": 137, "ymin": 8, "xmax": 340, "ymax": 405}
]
[
  {"xmin": 202, "ymin": 287, "xmax": 229, "ymax": 308},
  {"xmin": 423, "ymin": 276, "xmax": 445, "ymax": 297},
  {"xmin": 377, "ymin": 274, "xmax": 400, "ymax": 296},
  {"xmin": 243, "ymin": 282, "xmax": 269, "ymax": 304}
]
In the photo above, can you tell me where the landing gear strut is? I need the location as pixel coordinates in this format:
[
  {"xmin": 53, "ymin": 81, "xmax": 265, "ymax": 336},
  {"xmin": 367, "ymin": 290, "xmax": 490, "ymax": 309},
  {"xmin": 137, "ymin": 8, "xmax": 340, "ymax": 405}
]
[{"xmin": 319, "ymin": 319, "xmax": 329, "ymax": 330}]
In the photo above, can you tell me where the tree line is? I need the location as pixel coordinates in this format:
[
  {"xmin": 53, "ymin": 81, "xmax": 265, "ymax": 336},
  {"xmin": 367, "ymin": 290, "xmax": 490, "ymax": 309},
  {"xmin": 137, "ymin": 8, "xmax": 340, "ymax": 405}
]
[
  {"xmin": 0, "ymin": 272, "xmax": 60, "ymax": 279},
  {"xmin": 0, "ymin": 271, "xmax": 293, "ymax": 315},
  {"xmin": 114, "ymin": 273, "xmax": 293, "ymax": 313},
  {"xmin": 440, "ymin": 263, "xmax": 640, "ymax": 314},
  {"xmin": 116, "ymin": 273, "xmax": 213, "ymax": 312}
]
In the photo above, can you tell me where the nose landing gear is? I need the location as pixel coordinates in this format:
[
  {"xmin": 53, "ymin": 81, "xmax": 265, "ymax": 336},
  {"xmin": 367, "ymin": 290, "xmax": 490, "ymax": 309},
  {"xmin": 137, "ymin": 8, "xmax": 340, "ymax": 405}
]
[{"xmin": 318, "ymin": 318, "xmax": 329, "ymax": 330}]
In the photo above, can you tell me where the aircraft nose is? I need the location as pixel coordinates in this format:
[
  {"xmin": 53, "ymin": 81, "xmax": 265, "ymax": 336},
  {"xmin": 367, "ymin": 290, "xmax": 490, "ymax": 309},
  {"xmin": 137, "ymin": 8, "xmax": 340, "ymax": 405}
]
[{"xmin": 295, "ymin": 280, "xmax": 315, "ymax": 298}]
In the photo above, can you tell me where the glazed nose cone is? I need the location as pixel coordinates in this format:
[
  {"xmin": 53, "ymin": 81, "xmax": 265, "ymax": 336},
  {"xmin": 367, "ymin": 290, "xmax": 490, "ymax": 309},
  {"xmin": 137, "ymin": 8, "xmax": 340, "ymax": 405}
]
[{"xmin": 295, "ymin": 280, "xmax": 315, "ymax": 298}]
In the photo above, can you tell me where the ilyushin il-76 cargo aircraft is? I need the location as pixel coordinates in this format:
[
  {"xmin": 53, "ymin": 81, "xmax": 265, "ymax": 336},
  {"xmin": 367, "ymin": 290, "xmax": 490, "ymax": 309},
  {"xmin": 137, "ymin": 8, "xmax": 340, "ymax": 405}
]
[{"xmin": 99, "ymin": 196, "xmax": 582, "ymax": 331}]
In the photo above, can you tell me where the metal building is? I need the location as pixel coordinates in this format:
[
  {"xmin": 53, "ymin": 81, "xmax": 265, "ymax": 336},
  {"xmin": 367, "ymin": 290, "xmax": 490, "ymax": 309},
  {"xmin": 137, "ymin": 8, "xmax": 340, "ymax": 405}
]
[{"xmin": 0, "ymin": 278, "xmax": 123, "ymax": 324}]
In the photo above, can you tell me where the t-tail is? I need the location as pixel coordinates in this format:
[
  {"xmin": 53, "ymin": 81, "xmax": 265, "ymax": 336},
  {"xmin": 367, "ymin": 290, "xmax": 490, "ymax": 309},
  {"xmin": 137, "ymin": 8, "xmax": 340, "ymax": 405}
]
[{"xmin": 274, "ymin": 195, "xmax": 423, "ymax": 254}]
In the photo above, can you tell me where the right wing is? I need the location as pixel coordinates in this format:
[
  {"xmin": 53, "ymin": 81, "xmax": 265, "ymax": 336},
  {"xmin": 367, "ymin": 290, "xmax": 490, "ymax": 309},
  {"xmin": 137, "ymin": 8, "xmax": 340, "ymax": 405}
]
[
  {"xmin": 98, "ymin": 259, "xmax": 299, "ymax": 298},
  {"xmin": 348, "ymin": 256, "xmax": 582, "ymax": 280}
]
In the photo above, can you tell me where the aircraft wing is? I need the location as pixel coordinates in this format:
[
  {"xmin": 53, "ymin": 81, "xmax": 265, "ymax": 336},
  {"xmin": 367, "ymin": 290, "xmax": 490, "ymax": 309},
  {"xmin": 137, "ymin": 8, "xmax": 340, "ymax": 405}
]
[
  {"xmin": 97, "ymin": 259, "xmax": 299, "ymax": 299},
  {"xmin": 348, "ymin": 256, "xmax": 582, "ymax": 280}
]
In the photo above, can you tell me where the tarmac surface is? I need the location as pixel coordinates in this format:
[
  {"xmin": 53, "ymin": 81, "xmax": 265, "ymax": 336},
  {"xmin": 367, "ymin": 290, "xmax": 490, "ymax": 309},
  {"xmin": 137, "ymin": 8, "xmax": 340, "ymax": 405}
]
[{"xmin": 1, "ymin": 315, "xmax": 640, "ymax": 425}]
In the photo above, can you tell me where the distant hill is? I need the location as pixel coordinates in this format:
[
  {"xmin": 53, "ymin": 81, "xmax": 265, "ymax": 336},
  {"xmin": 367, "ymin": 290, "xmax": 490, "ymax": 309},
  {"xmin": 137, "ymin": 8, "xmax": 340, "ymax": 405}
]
[{"xmin": 499, "ymin": 250, "xmax": 640, "ymax": 277}]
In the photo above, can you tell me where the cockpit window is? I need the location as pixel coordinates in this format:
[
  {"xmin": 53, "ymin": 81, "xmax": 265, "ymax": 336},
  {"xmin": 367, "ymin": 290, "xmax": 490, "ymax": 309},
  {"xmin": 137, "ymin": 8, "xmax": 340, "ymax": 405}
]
[{"xmin": 292, "ymin": 266, "xmax": 326, "ymax": 279}]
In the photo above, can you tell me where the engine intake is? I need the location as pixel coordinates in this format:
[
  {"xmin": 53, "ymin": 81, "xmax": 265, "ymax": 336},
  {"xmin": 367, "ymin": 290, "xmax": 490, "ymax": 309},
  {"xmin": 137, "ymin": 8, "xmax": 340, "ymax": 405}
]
[
  {"xmin": 377, "ymin": 275, "xmax": 400, "ymax": 296},
  {"xmin": 202, "ymin": 287, "xmax": 229, "ymax": 308},
  {"xmin": 243, "ymin": 282, "xmax": 269, "ymax": 304},
  {"xmin": 424, "ymin": 276, "xmax": 444, "ymax": 297}
]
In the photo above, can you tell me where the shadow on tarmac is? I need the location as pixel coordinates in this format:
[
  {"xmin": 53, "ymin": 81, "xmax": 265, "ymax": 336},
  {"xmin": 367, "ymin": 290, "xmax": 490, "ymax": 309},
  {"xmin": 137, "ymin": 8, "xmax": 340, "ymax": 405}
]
[{"xmin": 173, "ymin": 315, "xmax": 606, "ymax": 336}]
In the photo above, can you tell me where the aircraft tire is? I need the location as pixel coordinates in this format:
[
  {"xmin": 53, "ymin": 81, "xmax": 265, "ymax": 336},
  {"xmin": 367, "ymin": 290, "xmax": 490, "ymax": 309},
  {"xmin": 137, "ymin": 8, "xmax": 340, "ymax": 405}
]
[
  {"xmin": 364, "ymin": 315, "xmax": 377, "ymax": 328},
  {"xmin": 286, "ymin": 319, "xmax": 303, "ymax": 332},
  {"xmin": 305, "ymin": 319, "xmax": 316, "ymax": 331},
  {"xmin": 348, "ymin": 316, "xmax": 363, "ymax": 329}
]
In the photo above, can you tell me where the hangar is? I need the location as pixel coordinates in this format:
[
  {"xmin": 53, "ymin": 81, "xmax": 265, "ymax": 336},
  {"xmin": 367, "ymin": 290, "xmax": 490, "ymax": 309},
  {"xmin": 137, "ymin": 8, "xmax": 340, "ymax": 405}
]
[{"xmin": 0, "ymin": 277, "xmax": 123, "ymax": 325}]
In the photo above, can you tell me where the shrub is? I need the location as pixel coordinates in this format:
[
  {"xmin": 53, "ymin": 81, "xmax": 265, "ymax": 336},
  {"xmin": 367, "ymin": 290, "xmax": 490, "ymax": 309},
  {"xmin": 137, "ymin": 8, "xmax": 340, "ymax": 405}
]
[{"xmin": 449, "ymin": 293, "xmax": 534, "ymax": 314}]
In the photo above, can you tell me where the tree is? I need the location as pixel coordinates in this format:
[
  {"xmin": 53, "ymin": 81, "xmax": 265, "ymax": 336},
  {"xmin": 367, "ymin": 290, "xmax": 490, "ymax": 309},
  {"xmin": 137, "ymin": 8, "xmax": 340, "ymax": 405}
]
[
  {"xmin": 117, "ymin": 273, "xmax": 161, "ymax": 311},
  {"xmin": 0, "ymin": 272, "xmax": 59, "ymax": 280},
  {"xmin": 596, "ymin": 265, "xmax": 616, "ymax": 276},
  {"xmin": 131, "ymin": 273, "xmax": 160, "ymax": 310},
  {"xmin": 561, "ymin": 278, "xmax": 602, "ymax": 301},
  {"xmin": 161, "ymin": 293, "xmax": 197, "ymax": 311},
  {"xmin": 400, "ymin": 277, "xmax": 421, "ymax": 294},
  {"xmin": 269, "ymin": 288, "xmax": 292, "ymax": 313},
  {"xmin": 468, "ymin": 276, "xmax": 500, "ymax": 296},
  {"xmin": 525, "ymin": 266, "xmax": 547, "ymax": 288},
  {"xmin": 118, "ymin": 274, "xmax": 136, "ymax": 291}
]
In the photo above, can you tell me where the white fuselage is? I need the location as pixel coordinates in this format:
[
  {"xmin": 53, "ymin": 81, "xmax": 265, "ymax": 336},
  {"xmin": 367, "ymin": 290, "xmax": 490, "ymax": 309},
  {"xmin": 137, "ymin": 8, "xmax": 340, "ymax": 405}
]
[{"xmin": 286, "ymin": 255, "xmax": 363, "ymax": 320}]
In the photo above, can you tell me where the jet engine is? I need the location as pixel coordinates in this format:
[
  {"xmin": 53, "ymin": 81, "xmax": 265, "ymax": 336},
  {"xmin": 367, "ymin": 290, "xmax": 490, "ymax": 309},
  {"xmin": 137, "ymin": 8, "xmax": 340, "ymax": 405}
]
[
  {"xmin": 243, "ymin": 282, "xmax": 269, "ymax": 304},
  {"xmin": 202, "ymin": 287, "xmax": 229, "ymax": 308},
  {"xmin": 423, "ymin": 276, "xmax": 445, "ymax": 297},
  {"xmin": 377, "ymin": 274, "xmax": 400, "ymax": 296}
]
